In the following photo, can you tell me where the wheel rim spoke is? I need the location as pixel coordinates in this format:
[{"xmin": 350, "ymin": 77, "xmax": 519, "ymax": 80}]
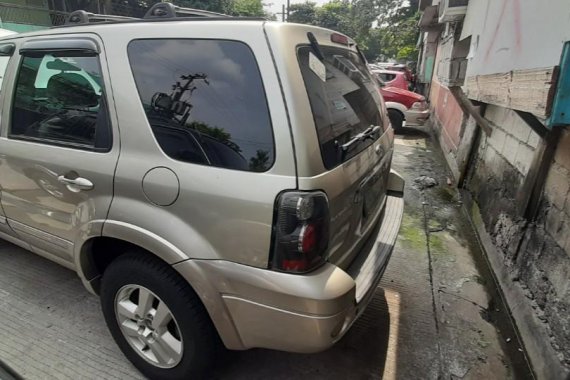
[
  {"xmin": 136, "ymin": 287, "xmax": 154, "ymax": 318},
  {"xmin": 120, "ymin": 320, "xmax": 140, "ymax": 338},
  {"xmin": 149, "ymin": 331, "xmax": 182, "ymax": 365},
  {"xmin": 116, "ymin": 299, "xmax": 137, "ymax": 320},
  {"xmin": 151, "ymin": 301, "xmax": 172, "ymax": 331},
  {"xmin": 115, "ymin": 284, "xmax": 184, "ymax": 369}
]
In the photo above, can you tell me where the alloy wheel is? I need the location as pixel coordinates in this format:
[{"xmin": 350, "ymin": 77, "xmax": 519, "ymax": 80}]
[{"xmin": 114, "ymin": 285, "xmax": 183, "ymax": 368}]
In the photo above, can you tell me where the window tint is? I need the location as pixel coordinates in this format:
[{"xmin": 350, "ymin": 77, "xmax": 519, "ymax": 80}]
[
  {"xmin": 11, "ymin": 53, "xmax": 110, "ymax": 150},
  {"xmin": 128, "ymin": 39, "xmax": 274, "ymax": 172},
  {"xmin": 378, "ymin": 73, "xmax": 396, "ymax": 82},
  {"xmin": 297, "ymin": 45, "xmax": 384, "ymax": 169}
]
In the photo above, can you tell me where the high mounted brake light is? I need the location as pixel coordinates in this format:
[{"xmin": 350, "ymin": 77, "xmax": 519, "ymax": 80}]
[
  {"xmin": 331, "ymin": 33, "xmax": 349, "ymax": 46},
  {"xmin": 270, "ymin": 191, "xmax": 330, "ymax": 273}
]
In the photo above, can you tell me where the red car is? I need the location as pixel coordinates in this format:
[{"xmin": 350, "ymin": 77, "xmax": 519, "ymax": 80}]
[
  {"xmin": 373, "ymin": 69, "xmax": 410, "ymax": 91},
  {"xmin": 372, "ymin": 71, "xmax": 429, "ymax": 130}
]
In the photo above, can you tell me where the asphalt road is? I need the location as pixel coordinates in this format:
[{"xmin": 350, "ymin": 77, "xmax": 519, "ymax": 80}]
[{"xmin": 0, "ymin": 127, "xmax": 531, "ymax": 379}]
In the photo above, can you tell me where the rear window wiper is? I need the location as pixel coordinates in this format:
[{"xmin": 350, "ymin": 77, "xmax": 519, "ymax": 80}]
[
  {"xmin": 336, "ymin": 125, "xmax": 381, "ymax": 152},
  {"xmin": 307, "ymin": 32, "xmax": 324, "ymax": 61}
]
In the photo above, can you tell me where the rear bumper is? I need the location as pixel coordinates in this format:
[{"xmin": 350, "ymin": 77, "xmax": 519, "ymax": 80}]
[
  {"xmin": 174, "ymin": 195, "xmax": 404, "ymax": 353},
  {"xmin": 405, "ymin": 108, "xmax": 430, "ymax": 126}
]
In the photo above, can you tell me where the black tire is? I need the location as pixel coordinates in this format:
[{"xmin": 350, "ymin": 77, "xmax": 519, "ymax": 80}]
[
  {"xmin": 100, "ymin": 251, "xmax": 218, "ymax": 380},
  {"xmin": 387, "ymin": 109, "xmax": 404, "ymax": 132}
]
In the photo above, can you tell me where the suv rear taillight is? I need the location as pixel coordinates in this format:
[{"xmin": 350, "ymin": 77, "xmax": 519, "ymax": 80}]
[{"xmin": 270, "ymin": 191, "xmax": 330, "ymax": 273}]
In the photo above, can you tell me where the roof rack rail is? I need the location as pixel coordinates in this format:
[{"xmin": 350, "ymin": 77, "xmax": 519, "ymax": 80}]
[
  {"xmin": 144, "ymin": 3, "xmax": 230, "ymax": 19},
  {"xmin": 66, "ymin": 10, "xmax": 137, "ymax": 25}
]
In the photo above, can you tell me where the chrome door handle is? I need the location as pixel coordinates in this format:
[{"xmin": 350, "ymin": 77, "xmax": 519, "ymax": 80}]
[{"xmin": 57, "ymin": 175, "xmax": 94, "ymax": 191}]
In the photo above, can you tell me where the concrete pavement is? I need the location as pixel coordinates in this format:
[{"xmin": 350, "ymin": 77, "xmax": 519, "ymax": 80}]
[{"xmin": 0, "ymin": 127, "xmax": 533, "ymax": 379}]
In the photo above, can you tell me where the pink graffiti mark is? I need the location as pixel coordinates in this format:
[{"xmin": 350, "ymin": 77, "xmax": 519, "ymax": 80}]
[
  {"xmin": 484, "ymin": 0, "xmax": 522, "ymax": 62},
  {"xmin": 512, "ymin": 0, "xmax": 522, "ymax": 52}
]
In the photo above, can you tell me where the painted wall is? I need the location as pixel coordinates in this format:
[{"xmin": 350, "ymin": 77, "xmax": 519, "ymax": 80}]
[
  {"xmin": 462, "ymin": 0, "xmax": 570, "ymax": 77},
  {"xmin": 0, "ymin": 0, "xmax": 55, "ymax": 32},
  {"xmin": 431, "ymin": 80, "xmax": 464, "ymax": 150},
  {"xmin": 418, "ymin": 31, "xmax": 439, "ymax": 83},
  {"xmin": 1, "ymin": 23, "xmax": 45, "ymax": 33},
  {"xmin": 429, "ymin": 27, "xmax": 470, "ymax": 181}
]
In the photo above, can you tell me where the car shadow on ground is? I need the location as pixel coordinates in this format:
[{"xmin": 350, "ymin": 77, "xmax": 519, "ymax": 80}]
[{"xmin": 211, "ymin": 289, "xmax": 391, "ymax": 379}]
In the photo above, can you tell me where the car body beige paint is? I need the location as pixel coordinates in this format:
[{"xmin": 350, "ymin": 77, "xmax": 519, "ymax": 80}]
[
  {"xmin": 98, "ymin": 21, "xmax": 296, "ymax": 270},
  {"xmin": 0, "ymin": 33, "xmax": 120, "ymax": 269},
  {"xmin": 0, "ymin": 21, "xmax": 404, "ymax": 355}
]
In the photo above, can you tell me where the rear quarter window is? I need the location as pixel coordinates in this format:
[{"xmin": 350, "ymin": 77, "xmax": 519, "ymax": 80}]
[{"xmin": 128, "ymin": 39, "xmax": 274, "ymax": 172}]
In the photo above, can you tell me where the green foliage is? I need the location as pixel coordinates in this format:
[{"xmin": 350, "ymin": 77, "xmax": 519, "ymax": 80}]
[
  {"xmin": 288, "ymin": 2, "xmax": 318, "ymax": 24},
  {"xmin": 362, "ymin": 1, "xmax": 419, "ymax": 62},
  {"xmin": 284, "ymin": 0, "xmax": 419, "ymax": 62},
  {"xmin": 397, "ymin": 45, "xmax": 416, "ymax": 60},
  {"xmin": 189, "ymin": 122, "xmax": 231, "ymax": 142},
  {"xmin": 360, "ymin": 28, "xmax": 383, "ymax": 60},
  {"xmin": 229, "ymin": 0, "xmax": 265, "ymax": 17},
  {"xmin": 316, "ymin": 1, "xmax": 355, "ymax": 37},
  {"xmin": 249, "ymin": 150, "xmax": 270, "ymax": 171},
  {"xmin": 171, "ymin": 0, "xmax": 233, "ymax": 13}
]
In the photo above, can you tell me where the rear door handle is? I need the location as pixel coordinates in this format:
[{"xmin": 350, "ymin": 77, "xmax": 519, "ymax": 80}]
[{"xmin": 57, "ymin": 175, "xmax": 94, "ymax": 191}]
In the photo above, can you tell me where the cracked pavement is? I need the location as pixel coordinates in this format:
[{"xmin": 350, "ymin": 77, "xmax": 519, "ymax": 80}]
[{"xmin": 0, "ymin": 126, "xmax": 533, "ymax": 379}]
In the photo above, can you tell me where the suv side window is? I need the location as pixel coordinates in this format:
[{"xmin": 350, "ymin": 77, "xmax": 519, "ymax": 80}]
[
  {"xmin": 128, "ymin": 39, "xmax": 274, "ymax": 172},
  {"xmin": 10, "ymin": 52, "xmax": 111, "ymax": 150}
]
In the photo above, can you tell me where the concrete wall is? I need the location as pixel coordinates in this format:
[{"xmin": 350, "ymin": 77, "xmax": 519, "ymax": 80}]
[
  {"xmin": 461, "ymin": 0, "xmax": 570, "ymax": 76},
  {"xmin": 515, "ymin": 129, "xmax": 570, "ymax": 369},
  {"xmin": 467, "ymin": 106, "xmax": 570, "ymax": 373},
  {"xmin": 468, "ymin": 105, "xmax": 539, "ymax": 257}
]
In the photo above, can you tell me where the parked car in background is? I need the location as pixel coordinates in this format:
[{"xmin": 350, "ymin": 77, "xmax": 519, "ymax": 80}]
[
  {"xmin": 370, "ymin": 62, "xmax": 414, "ymax": 82},
  {"xmin": 372, "ymin": 74, "xmax": 429, "ymax": 130},
  {"xmin": 383, "ymin": 63, "xmax": 414, "ymax": 83},
  {"xmin": 372, "ymin": 69, "xmax": 410, "ymax": 91}
]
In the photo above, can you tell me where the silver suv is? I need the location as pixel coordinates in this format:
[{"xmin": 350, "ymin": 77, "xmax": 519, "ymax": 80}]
[{"xmin": 0, "ymin": 4, "xmax": 404, "ymax": 379}]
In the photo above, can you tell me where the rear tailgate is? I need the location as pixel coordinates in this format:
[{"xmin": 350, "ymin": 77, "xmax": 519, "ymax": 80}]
[{"xmin": 264, "ymin": 23, "xmax": 394, "ymax": 270}]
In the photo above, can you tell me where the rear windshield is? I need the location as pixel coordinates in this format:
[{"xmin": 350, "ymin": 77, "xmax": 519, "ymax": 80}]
[{"xmin": 297, "ymin": 45, "xmax": 384, "ymax": 169}]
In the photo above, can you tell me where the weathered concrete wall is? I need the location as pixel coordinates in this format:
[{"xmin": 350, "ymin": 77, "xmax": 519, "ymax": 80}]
[
  {"xmin": 467, "ymin": 106, "xmax": 570, "ymax": 374},
  {"xmin": 468, "ymin": 105, "xmax": 539, "ymax": 257},
  {"xmin": 543, "ymin": 129, "xmax": 570, "ymax": 253},
  {"xmin": 515, "ymin": 129, "xmax": 570, "ymax": 369}
]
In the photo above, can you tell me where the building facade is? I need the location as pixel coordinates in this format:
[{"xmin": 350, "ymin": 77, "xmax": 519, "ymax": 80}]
[{"xmin": 417, "ymin": 1, "xmax": 570, "ymax": 378}]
